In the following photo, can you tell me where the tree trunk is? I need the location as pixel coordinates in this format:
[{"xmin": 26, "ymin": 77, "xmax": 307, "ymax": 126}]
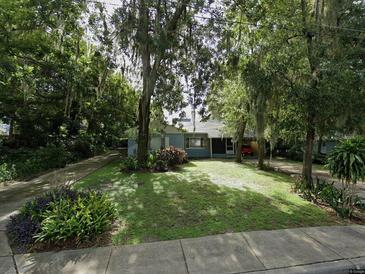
[
  {"xmin": 301, "ymin": 0, "xmax": 321, "ymax": 187},
  {"xmin": 136, "ymin": 98, "xmax": 151, "ymax": 167},
  {"xmin": 302, "ymin": 118, "xmax": 315, "ymax": 188},
  {"xmin": 235, "ymin": 121, "xmax": 246, "ymax": 163},
  {"xmin": 256, "ymin": 109, "xmax": 265, "ymax": 170},
  {"xmin": 135, "ymin": 0, "xmax": 187, "ymax": 167},
  {"xmin": 136, "ymin": 52, "xmax": 156, "ymax": 167},
  {"xmin": 136, "ymin": 0, "xmax": 152, "ymax": 168},
  {"xmin": 136, "ymin": 48, "xmax": 159, "ymax": 167}
]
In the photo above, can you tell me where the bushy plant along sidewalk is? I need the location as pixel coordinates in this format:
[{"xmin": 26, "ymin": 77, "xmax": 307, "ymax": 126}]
[
  {"xmin": 294, "ymin": 137, "xmax": 365, "ymax": 218},
  {"xmin": 0, "ymin": 137, "xmax": 108, "ymax": 183},
  {"xmin": 326, "ymin": 137, "xmax": 365, "ymax": 216},
  {"xmin": 154, "ymin": 146, "xmax": 188, "ymax": 171},
  {"xmin": 6, "ymin": 187, "xmax": 115, "ymax": 253},
  {"xmin": 121, "ymin": 146, "xmax": 188, "ymax": 172}
]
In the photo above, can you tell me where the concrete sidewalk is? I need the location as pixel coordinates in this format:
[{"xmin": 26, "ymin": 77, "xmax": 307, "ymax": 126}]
[{"xmin": 2, "ymin": 225, "xmax": 364, "ymax": 274}]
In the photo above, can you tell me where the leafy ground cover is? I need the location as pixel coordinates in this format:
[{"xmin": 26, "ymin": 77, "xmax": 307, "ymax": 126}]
[
  {"xmin": 75, "ymin": 159, "xmax": 347, "ymax": 245},
  {"xmin": 7, "ymin": 187, "xmax": 114, "ymax": 253},
  {"xmin": 0, "ymin": 139, "xmax": 109, "ymax": 183}
]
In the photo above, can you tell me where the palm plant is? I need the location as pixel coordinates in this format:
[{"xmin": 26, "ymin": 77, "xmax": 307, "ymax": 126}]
[{"xmin": 326, "ymin": 137, "xmax": 365, "ymax": 216}]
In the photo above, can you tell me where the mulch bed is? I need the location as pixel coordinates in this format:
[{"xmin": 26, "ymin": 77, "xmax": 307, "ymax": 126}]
[
  {"xmin": 9, "ymin": 221, "xmax": 120, "ymax": 254},
  {"xmin": 28, "ymin": 231, "xmax": 113, "ymax": 253}
]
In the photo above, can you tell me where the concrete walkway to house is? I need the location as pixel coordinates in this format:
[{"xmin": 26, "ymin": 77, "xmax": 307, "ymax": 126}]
[
  {"xmin": 0, "ymin": 225, "xmax": 364, "ymax": 274},
  {"xmin": 246, "ymin": 157, "xmax": 365, "ymax": 200}
]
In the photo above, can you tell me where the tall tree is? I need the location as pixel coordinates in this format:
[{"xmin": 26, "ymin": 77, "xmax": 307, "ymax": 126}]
[
  {"xmin": 227, "ymin": 0, "xmax": 365, "ymax": 178},
  {"xmin": 298, "ymin": 0, "xmax": 365, "ymax": 187},
  {"xmin": 0, "ymin": 0, "xmax": 137, "ymax": 148},
  {"xmin": 208, "ymin": 76, "xmax": 250, "ymax": 163},
  {"xmin": 111, "ymin": 0, "xmax": 217, "ymax": 166},
  {"xmin": 222, "ymin": 0, "xmax": 294, "ymax": 169}
]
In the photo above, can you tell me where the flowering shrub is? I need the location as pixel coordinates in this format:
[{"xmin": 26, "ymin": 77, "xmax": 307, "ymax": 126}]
[{"xmin": 156, "ymin": 146, "xmax": 188, "ymax": 167}]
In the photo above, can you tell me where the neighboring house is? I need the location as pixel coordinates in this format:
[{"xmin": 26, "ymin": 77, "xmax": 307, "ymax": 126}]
[
  {"xmin": 128, "ymin": 119, "xmax": 257, "ymax": 159},
  {"xmin": 317, "ymin": 140, "xmax": 337, "ymax": 154},
  {"xmin": 0, "ymin": 123, "xmax": 9, "ymax": 136}
]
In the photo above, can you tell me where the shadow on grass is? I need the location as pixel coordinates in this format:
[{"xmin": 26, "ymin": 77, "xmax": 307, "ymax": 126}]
[{"xmin": 75, "ymin": 161, "xmax": 343, "ymax": 245}]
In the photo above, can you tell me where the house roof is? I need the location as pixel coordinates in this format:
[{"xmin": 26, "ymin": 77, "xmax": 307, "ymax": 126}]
[
  {"xmin": 162, "ymin": 124, "xmax": 185, "ymax": 134},
  {"xmin": 179, "ymin": 119, "xmax": 227, "ymax": 138},
  {"xmin": 177, "ymin": 119, "xmax": 255, "ymax": 138}
]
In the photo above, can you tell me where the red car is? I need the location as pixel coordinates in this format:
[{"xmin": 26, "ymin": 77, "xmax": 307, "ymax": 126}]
[{"xmin": 241, "ymin": 145, "xmax": 254, "ymax": 156}]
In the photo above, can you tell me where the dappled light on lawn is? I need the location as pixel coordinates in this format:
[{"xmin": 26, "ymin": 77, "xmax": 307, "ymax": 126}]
[{"xmin": 76, "ymin": 160, "xmax": 345, "ymax": 245}]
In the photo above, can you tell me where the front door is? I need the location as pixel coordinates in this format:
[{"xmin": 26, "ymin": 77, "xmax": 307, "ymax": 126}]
[
  {"xmin": 212, "ymin": 138, "xmax": 225, "ymax": 154},
  {"xmin": 226, "ymin": 138, "xmax": 234, "ymax": 154}
]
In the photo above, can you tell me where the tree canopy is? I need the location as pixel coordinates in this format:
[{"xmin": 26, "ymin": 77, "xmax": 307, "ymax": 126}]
[
  {"xmin": 0, "ymin": 0, "xmax": 137, "ymax": 148},
  {"xmin": 1, "ymin": 0, "xmax": 364, "ymax": 182},
  {"xmin": 207, "ymin": 0, "xmax": 365, "ymax": 180}
]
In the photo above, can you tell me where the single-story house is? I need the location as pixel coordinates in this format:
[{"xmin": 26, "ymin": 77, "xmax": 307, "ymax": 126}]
[{"xmin": 128, "ymin": 119, "xmax": 257, "ymax": 159}]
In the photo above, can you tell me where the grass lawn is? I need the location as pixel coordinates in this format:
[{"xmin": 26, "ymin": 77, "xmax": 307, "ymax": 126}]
[{"xmin": 75, "ymin": 159, "xmax": 345, "ymax": 245}]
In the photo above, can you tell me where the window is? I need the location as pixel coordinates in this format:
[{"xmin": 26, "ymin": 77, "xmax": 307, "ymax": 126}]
[{"xmin": 186, "ymin": 137, "xmax": 204, "ymax": 148}]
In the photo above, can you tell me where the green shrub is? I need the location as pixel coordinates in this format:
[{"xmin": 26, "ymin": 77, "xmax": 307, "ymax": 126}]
[
  {"xmin": 156, "ymin": 146, "xmax": 188, "ymax": 167},
  {"xmin": 292, "ymin": 176, "xmax": 313, "ymax": 201},
  {"xmin": 38, "ymin": 145, "xmax": 71, "ymax": 168},
  {"xmin": 326, "ymin": 136, "xmax": 365, "ymax": 217},
  {"xmin": 7, "ymin": 188, "xmax": 79, "ymax": 251},
  {"xmin": 35, "ymin": 191, "xmax": 114, "ymax": 243},
  {"xmin": 293, "ymin": 177, "xmax": 361, "ymax": 218},
  {"xmin": 121, "ymin": 156, "xmax": 139, "ymax": 172},
  {"xmin": 326, "ymin": 137, "xmax": 365, "ymax": 183},
  {"xmin": 318, "ymin": 184, "xmax": 350, "ymax": 217},
  {"xmin": 73, "ymin": 136, "xmax": 95, "ymax": 158},
  {"xmin": 7, "ymin": 188, "xmax": 114, "ymax": 251},
  {"xmin": 154, "ymin": 159, "xmax": 169, "ymax": 172},
  {"xmin": 356, "ymin": 198, "xmax": 365, "ymax": 210},
  {"xmin": 0, "ymin": 163, "xmax": 17, "ymax": 182},
  {"xmin": 147, "ymin": 152, "xmax": 157, "ymax": 169},
  {"xmin": 312, "ymin": 152, "xmax": 326, "ymax": 164},
  {"xmin": 0, "ymin": 145, "xmax": 72, "ymax": 179},
  {"xmin": 287, "ymin": 144, "xmax": 303, "ymax": 161},
  {"xmin": 317, "ymin": 183, "xmax": 341, "ymax": 207},
  {"xmin": 20, "ymin": 188, "xmax": 80, "ymax": 222}
]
